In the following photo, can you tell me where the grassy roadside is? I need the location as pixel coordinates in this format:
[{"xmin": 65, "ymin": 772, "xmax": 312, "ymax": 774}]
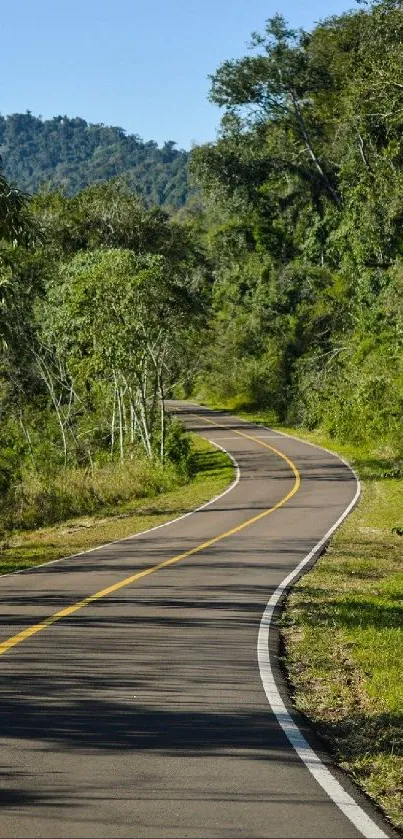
[
  {"xmin": 0, "ymin": 434, "xmax": 233, "ymax": 575},
  {"xmin": 276, "ymin": 427, "xmax": 402, "ymax": 832},
  {"xmin": 202, "ymin": 400, "xmax": 402, "ymax": 831}
]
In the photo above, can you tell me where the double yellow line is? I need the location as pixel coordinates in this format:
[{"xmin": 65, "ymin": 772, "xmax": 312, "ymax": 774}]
[{"xmin": 0, "ymin": 418, "xmax": 301, "ymax": 659}]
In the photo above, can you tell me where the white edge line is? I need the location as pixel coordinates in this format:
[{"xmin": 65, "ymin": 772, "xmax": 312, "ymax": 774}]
[
  {"xmin": 1, "ymin": 401, "xmax": 389, "ymax": 836},
  {"xmin": 190, "ymin": 402, "xmax": 388, "ymax": 838},
  {"xmin": 257, "ymin": 487, "xmax": 391, "ymax": 839},
  {"xmin": 0, "ymin": 440, "xmax": 240, "ymax": 580}
]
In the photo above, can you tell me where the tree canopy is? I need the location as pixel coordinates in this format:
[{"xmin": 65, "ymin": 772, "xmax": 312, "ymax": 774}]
[{"xmin": 190, "ymin": 0, "xmax": 403, "ymax": 446}]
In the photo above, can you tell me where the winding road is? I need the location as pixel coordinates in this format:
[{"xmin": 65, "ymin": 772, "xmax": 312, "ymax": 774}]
[{"xmin": 0, "ymin": 403, "xmax": 393, "ymax": 838}]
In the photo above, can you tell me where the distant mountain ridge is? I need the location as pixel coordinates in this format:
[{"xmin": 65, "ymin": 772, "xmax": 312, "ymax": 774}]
[{"xmin": 0, "ymin": 112, "xmax": 190, "ymax": 207}]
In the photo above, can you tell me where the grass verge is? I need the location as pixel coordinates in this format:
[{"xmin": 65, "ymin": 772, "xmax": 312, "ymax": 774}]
[
  {"xmin": 0, "ymin": 434, "xmax": 233, "ymax": 575},
  {"xmin": 276, "ymin": 427, "xmax": 403, "ymax": 832},
  {"xmin": 204, "ymin": 400, "xmax": 402, "ymax": 831}
]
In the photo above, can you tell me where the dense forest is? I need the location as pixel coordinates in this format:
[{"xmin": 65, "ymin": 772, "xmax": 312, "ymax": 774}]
[
  {"xmin": 0, "ymin": 113, "xmax": 190, "ymax": 207},
  {"xmin": 0, "ymin": 0, "xmax": 402, "ymax": 536},
  {"xmin": 0, "ymin": 174, "xmax": 208, "ymax": 530},
  {"xmin": 191, "ymin": 0, "xmax": 403, "ymax": 450}
]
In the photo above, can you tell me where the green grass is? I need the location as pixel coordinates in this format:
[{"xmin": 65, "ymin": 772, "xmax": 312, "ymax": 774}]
[
  {"xmin": 276, "ymin": 429, "xmax": 403, "ymax": 831},
  {"xmin": 202, "ymin": 400, "xmax": 402, "ymax": 830},
  {"xmin": 0, "ymin": 434, "xmax": 233, "ymax": 574},
  {"xmin": 2, "ymin": 458, "xmax": 182, "ymax": 532}
]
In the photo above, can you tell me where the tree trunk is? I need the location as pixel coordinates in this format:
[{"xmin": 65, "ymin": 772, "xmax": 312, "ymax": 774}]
[{"xmin": 290, "ymin": 89, "xmax": 341, "ymax": 206}]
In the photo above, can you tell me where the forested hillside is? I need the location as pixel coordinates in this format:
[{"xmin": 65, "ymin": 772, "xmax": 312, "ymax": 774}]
[{"xmin": 0, "ymin": 113, "xmax": 190, "ymax": 207}]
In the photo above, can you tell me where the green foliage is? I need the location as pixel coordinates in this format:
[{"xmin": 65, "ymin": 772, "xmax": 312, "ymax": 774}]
[
  {"xmin": 1, "ymin": 0, "xmax": 402, "ymax": 539},
  {"xmin": 0, "ymin": 171, "xmax": 206, "ymax": 533},
  {"xmin": 1, "ymin": 457, "xmax": 182, "ymax": 533},
  {"xmin": 0, "ymin": 436, "xmax": 233, "ymax": 574},
  {"xmin": 0, "ymin": 172, "xmax": 40, "ymax": 245},
  {"xmin": 277, "ymin": 424, "xmax": 403, "ymax": 828},
  {"xmin": 164, "ymin": 419, "xmax": 192, "ymax": 469},
  {"xmin": 0, "ymin": 113, "xmax": 190, "ymax": 208},
  {"xmin": 190, "ymin": 0, "xmax": 403, "ymax": 451}
]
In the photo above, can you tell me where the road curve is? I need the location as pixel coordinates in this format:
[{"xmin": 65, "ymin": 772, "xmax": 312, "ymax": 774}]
[{"xmin": 0, "ymin": 402, "xmax": 393, "ymax": 838}]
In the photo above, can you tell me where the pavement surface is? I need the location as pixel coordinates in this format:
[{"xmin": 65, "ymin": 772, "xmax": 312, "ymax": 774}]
[{"xmin": 0, "ymin": 403, "xmax": 394, "ymax": 838}]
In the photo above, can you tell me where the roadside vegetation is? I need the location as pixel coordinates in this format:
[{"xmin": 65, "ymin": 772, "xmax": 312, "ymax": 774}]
[
  {"xmin": 187, "ymin": 8, "xmax": 403, "ymax": 822},
  {"xmin": 280, "ymin": 438, "xmax": 402, "ymax": 831},
  {"xmin": 0, "ymin": 435, "xmax": 233, "ymax": 574},
  {"xmin": 0, "ymin": 174, "xmax": 209, "ymax": 549},
  {"xmin": 2, "ymin": 0, "xmax": 401, "ymax": 548},
  {"xmin": 198, "ymin": 399, "xmax": 402, "ymax": 829}
]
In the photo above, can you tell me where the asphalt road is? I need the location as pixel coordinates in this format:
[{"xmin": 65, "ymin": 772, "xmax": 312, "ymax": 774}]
[{"xmin": 0, "ymin": 403, "xmax": 393, "ymax": 838}]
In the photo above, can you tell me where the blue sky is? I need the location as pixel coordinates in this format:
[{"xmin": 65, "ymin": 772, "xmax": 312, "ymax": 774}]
[{"xmin": 2, "ymin": 0, "xmax": 356, "ymax": 150}]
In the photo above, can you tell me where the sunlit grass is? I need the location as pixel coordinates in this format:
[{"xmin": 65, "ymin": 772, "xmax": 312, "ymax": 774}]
[
  {"xmin": 0, "ymin": 434, "xmax": 233, "ymax": 574},
  {"xmin": 194, "ymin": 397, "xmax": 402, "ymax": 828},
  {"xmin": 236, "ymin": 412, "xmax": 402, "ymax": 829}
]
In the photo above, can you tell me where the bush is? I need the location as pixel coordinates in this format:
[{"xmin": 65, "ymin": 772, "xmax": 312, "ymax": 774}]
[{"xmin": 165, "ymin": 419, "xmax": 191, "ymax": 470}]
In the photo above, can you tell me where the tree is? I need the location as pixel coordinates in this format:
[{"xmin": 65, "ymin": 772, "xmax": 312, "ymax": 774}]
[
  {"xmin": 190, "ymin": 1, "xmax": 403, "ymax": 441},
  {"xmin": 41, "ymin": 249, "xmax": 203, "ymax": 463}
]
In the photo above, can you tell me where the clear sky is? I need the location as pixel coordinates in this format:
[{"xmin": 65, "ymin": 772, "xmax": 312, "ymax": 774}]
[{"xmin": 2, "ymin": 0, "xmax": 356, "ymax": 150}]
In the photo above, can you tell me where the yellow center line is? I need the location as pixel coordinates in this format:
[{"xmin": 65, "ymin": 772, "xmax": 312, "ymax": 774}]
[{"xmin": 0, "ymin": 416, "xmax": 301, "ymax": 658}]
